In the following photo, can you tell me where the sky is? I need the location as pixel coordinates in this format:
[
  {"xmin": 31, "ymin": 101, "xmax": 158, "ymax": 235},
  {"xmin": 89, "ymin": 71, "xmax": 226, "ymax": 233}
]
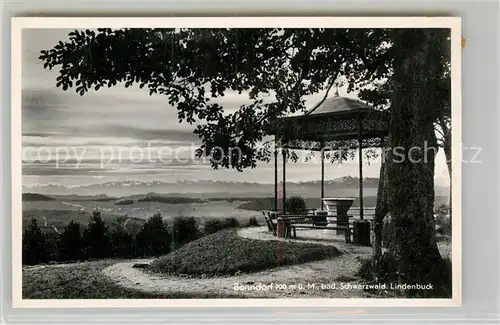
[{"xmin": 21, "ymin": 28, "xmax": 450, "ymax": 188}]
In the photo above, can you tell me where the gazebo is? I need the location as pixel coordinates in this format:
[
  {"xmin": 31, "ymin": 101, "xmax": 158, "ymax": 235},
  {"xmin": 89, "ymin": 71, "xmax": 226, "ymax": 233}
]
[{"xmin": 272, "ymin": 90, "xmax": 390, "ymax": 223}]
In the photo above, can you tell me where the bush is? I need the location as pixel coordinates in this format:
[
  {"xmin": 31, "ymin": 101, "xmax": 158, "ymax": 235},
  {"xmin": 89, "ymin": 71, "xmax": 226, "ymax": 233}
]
[
  {"xmin": 171, "ymin": 216, "xmax": 200, "ymax": 248},
  {"xmin": 22, "ymin": 218, "xmax": 48, "ymax": 265},
  {"xmin": 285, "ymin": 196, "xmax": 307, "ymax": 214},
  {"xmin": 109, "ymin": 216, "xmax": 135, "ymax": 258},
  {"xmin": 83, "ymin": 209, "xmax": 111, "ymax": 259},
  {"xmin": 136, "ymin": 213, "xmax": 171, "ymax": 257},
  {"xmin": 58, "ymin": 221, "xmax": 84, "ymax": 261},
  {"xmin": 435, "ymin": 204, "xmax": 451, "ymax": 235},
  {"xmin": 44, "ymin": 232, "xmax": 60, "ymax": 262},
  {"xmin": 246, "ymin": 216, "xmax": 259, "ymax": 227},
  {"xmin": 203, "ymin": 217, "xmax": 240, "ymax": 235}
]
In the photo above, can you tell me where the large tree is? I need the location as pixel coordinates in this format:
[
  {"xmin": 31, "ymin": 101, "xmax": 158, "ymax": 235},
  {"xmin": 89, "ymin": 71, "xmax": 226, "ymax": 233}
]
[
  {"xmin": 384, "ymin": 29, "xmax": 450, "ymax": 297},
  {"xmin": 41, "ymin": 28, "xmax": 352, "ymax": 169},
  {"xmin": 39, "ymin": 27, "xmax": 451, "ymax": 297}
]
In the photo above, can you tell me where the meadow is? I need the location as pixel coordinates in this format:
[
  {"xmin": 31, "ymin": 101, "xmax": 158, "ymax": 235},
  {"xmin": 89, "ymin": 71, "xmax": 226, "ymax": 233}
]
[{"xmin": 22, "ymin": 193, "xmax": 450, "ymax": 233}]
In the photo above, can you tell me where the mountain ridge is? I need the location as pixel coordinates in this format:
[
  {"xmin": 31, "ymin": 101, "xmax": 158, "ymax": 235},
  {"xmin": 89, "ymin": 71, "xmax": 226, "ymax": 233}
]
[{"xmin": 23, "ymin": 177, "xmax": 449, "ymax": 198}]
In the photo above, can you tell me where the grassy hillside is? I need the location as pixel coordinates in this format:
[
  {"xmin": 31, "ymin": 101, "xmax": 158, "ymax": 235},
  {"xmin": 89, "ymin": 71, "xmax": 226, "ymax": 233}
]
[
  {"xmin": 22, "ymin": 193, "xmax": 55, "ymax": 201},
  {"xmin": 149, "ymin": 229, "xmax": 341, "ymax": 277},
  {"xmin": 23, "ymin": 260, "xmax": 238, "ymax": 299}
]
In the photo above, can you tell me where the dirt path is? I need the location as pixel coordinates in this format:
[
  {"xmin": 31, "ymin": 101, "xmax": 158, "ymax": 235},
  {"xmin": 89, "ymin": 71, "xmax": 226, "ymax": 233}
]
[
  {"xmin": 102, "ymin": 227, "xmax": 451, "ymax": 298},
  {"xmin": 102, "ymin": 227, "xmax": 376, "ymax": 298}
]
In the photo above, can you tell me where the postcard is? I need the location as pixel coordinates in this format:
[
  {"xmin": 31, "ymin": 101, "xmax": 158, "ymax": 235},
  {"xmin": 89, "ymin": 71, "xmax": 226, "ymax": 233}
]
[{"xmin": 11, "ymin": 16, "xmax": 461, "ymax": 308}]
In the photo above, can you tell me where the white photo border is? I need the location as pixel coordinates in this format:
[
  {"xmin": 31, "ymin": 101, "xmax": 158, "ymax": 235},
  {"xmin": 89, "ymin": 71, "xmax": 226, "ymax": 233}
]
[{"xmin": 11, "ymin": 16, "xmax": 462, "ymax": 309}]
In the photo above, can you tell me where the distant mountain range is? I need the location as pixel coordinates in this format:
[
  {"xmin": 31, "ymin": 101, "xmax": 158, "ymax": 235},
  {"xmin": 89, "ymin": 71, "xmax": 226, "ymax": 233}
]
[{"xmin": 23, "ymin": 176, "xmax": 449, "ymax": 198}]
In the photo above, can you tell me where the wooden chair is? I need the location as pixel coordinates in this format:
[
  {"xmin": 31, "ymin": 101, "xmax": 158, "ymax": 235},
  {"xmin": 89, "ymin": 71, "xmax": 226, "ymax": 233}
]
[
  {"xmin": 262, "ymin": 211, "xmax": 277, "ymax": 235},
  {"xmin": 283, "ymin": 218, "xmax": 297, "ymax": 238}
]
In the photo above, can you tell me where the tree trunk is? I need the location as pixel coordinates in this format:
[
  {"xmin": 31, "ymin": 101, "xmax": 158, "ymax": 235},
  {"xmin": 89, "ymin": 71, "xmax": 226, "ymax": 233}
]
[
  {"xmin": 386, "ymin": 29, "xmax": 451, "ymax": 298},
  {"xmin": 442, "ymin": 123, "xmax": 452, "ymax": 229},
  {"xmin": 372, "ymin": 142, "xmax": 389, "ymax": 280}
]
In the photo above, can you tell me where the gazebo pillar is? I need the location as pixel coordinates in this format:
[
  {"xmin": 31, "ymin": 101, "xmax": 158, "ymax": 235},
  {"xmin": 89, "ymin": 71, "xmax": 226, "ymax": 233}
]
[
  {"xmin": 320, "ymin": 143, "xmax": 325, "ymax": 211},
  {"xmin": 357, "ymin": 118, "xmax": 364, "ymax": 220},
  {"xmin": 274, "ymin": 141, "xmax": 278, "ymax": 212},
  {"xmin": 282, "ymin": 148, "xmax": 287, "ymax": 214}
]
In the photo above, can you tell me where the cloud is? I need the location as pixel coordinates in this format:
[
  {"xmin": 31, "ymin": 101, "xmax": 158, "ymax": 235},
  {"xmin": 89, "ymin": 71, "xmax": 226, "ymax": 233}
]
[
  {"xmin": 22, "ymin": 158, "xmax": 210, "ymax": 177},
  {"xmin": 21, "ymin": 87, "xmax": 201, "ymax": 144}
]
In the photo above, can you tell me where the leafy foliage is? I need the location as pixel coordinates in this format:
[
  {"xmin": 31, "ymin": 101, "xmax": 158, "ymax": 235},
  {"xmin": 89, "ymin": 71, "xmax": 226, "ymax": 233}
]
[
  {"xmin": 22, "ymin": 212, "xmax": 209, "ymax": 264},
  {"xmin": 246, "ymin": 216, "xmax": 259, "ymax": 227},
  {"xmin": 38, "ymin": 28, "xmax": 382, "ymax": 170},
  {"xmin": 171, "ymin": 216, "xmax": 200, "ymax": 248},
  {"xmin": 83, "ymin": 209, "xmax": 111, "ymax": 259},
  {"xmin": 135, "ymin": 212, "xmax": 171, "ymax": 257},
  {"xmin": 203, "ymin": 217, "xmax": 240, "ymax": 235},
  {"xmin": 58, "ymin": 221, "xmax": 84, "ymax": 261},
  {"xmin": 285, "ymin": 196, "xmax": 307, "ymax": 214},
  {"xmin": 109, "ymin": 216, "xmax": 135, "ymax": 258},
  {"xmin": 22, "ymin": 218, "xmax": 48, "ymax": 265}
]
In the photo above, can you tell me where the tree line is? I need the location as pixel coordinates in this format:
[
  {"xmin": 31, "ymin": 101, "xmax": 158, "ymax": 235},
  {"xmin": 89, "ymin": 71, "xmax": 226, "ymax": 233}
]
[{"xmin": 23, "ymin": 209, "xmax": 257, "ymax": 265}]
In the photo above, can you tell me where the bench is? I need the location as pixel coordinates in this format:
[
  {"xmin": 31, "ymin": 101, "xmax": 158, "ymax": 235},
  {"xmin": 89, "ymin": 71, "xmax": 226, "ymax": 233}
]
[
  {"xmin": 262, "ymin": 211, "xmax": 371, "ymax": 243},
  {"xmin": 286, "ymin": 223, "xmax": 352, "ymax": 243},
  {"xmin": 262, "ymin": 211, "xmax": 276, "ymax": 235},
  {"xmin": 280, "ymin": 215, "xmax": 353, "ymax": 243}
]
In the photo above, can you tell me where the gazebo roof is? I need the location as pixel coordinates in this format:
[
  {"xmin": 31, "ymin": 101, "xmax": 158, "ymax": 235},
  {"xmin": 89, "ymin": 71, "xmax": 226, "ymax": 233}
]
[
  {"xmin": 275, "ymin": 93, "xmax": 389, "ymax": 151},
  {"xmin": 305, "ymin": 95, "xmax": 373, "ymax": 116}
]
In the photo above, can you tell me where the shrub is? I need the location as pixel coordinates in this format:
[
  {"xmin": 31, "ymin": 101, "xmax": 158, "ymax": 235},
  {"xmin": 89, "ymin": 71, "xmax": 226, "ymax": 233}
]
[
  {"xmin": 435, "ymin": 204, "xmax": 451, "ymax": 236},
  {"xmin": 136, "ymin": 212, "xmax": 171, "ymax": 257},
  {"xmin": 83, "ymin": 209, "xmax": 111, "ymax": 259},
  {"xmin": 246, "ymin": 216, "xmax": 259, "ymax": 227},
  {"xmin": 203, "ymin": 217, "xmax": 240, "ymax": 235},
  {"xmin": 58, "ymin": 221, "xmax": 84, "ymax": 261},
  {"xmin": 44, "ymin": 232, "xmax": 60, "ymax": 262},
  {"xmin": 223, "ymin": 217, "xmax": 239, "ymax": 228},
  {"xmin": 109, "ymin": 216, "xmax": 135, "ymax": 258},
  {"xmin": 285, "ymin": 196, "xmax": 307, "ymax": 214},
  {"xmin": 171, "ymin": 216, "xmax": 200, "ymax": 248},
  {"xmin": 22, "ymin": 218, "xmax": 48, "ymax": 265}
]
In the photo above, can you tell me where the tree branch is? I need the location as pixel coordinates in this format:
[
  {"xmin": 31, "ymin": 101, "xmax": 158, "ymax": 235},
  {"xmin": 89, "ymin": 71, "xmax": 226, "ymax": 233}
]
[{"xmin": 306, "ymin": 77, "xmax": 337, "ymax": 114}]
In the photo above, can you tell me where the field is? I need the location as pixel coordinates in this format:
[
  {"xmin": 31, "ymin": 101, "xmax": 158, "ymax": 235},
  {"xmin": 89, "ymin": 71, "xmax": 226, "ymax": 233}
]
[
  {"xmin": 22, "ymin": 193, "xmax": 450, "ymax": 232},
  {"xmin": 22, "ymin": 195, "xmax": 260, "ymax": 232}
]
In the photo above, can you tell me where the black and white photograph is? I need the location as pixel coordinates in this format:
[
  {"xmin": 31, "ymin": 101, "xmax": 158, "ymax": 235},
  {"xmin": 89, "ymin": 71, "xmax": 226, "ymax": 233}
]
[{"xmin": 13, "ymin": 17, "xmax": 461, "ymax": 306}]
